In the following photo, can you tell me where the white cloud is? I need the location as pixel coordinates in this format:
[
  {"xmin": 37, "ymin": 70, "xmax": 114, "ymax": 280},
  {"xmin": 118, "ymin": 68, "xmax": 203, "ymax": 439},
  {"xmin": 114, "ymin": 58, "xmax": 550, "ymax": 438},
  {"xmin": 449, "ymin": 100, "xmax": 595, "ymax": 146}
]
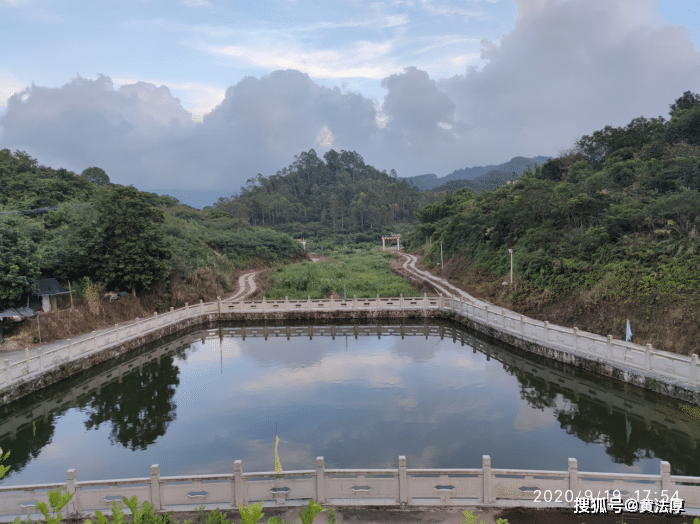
[
  {"xmin": 181, "ymin": 0, "xmax": 212, "ymax": 6},
  {"xmin": 0, "ymin": 72, "xmax": 28, "ymax": 106},
  {"xmin": 2, "ymin": 0, "xmax": 699, "ymax": 198},
  {"xmin": 209, "ymin": 39, "xmax": 400, "ymax": 79}
]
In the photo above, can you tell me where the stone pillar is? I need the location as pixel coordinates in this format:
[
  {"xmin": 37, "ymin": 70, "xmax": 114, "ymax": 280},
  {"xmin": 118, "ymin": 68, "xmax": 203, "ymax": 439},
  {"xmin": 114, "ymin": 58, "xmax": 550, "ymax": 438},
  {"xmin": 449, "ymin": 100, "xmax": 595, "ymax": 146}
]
[
  {"xmin": 42, "ymin": 295, "xmax": 51, "ymax": 312},
  {"xmin": 692, "ymin": 354, "xmax": 698, "ymax": 385},
  {"xmin": 316, "ymin": 457, "xmax": 326, "ymax": 504},
  {"xmin": 520, "ymin": 315, "xmax": 524, "ymax": 336},
  {"xmin": 573, "ymin": 327, "xmax": 578, "ymax": 352},
  {"xmin": 382, "ymin": 238, "xmax": 386, "ymax": 251},
  {"xmin": 67, "ymin": 339, "xmax": 72, "ymax": 359},
  {"xmin": 398, "ymin": 455, "xmax": 408, "ymax": 504},
  {"xmin": 544, "ymin": 321, "xmax": 549, "ymax": 344},
  {"xmin": 4, "ymin": 359, "xmax": 10, "ymax": 386},
  {"xmin": 607, "ymin": 335, "xmax": 613, "ymax": 360},
  {"xmin": 150, "ymin": 465, "xmax": 161, "ymax": 510},
  {"xmin": 482, "ymin": 456, "xmax": 492, "ymax": 504},
  {"xmin": 568, "ymin": 458, "xmax": 578, "ymax": 507},
  {"xmin": 285, "ymin": 296, "xmax": 289, "ymax": 311},
  {"xmin": 646, "ymin": 344, "xmax": 652, "ymax": 370},
  {"xmin": 66, "ymin": 469, "xmax": 78, "ymax": 517},
  {"xmin": 234, "ymin": 460, "xmax": 246, "ymax": 506},
  {"xmin": 660, "ymin": 461, "xmax": 671, "ymax": 493}
]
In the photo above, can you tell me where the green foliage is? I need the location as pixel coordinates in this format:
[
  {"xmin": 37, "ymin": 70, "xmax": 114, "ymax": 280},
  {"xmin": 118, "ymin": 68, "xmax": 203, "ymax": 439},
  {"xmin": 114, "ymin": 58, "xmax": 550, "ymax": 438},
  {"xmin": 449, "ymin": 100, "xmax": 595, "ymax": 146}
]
[
  {"xmin": 238, "ymin": 501, "xmax": 265, "ymax": 524},
  {"xmin": 265, "ymin": 249, "xmax": 417, "ymax": 300},
  {"xmin": 202, "ymin": 509, "xmax": 232, "ymax": 524},
  {"xmin": 0, "ymin": 220, "xmax": 42, "ymax": 301},
  {"xmin": 85, "ymin": 499, "xmax": 125, "ymax": 524},
  {"xmin": 407, "ymin": 90, "xmax": 700, "ymax": 320},
  {"xmin": 460, "ymin": 509, "xmax": 508, "ymax": 524},
  {"xmin": 214, "ymin": 148, "xmax": 431, "ymax": 231},
  {"xmin": 80, "ymin": 167, "xmax": 110, "ymax": 187},
  {"xmin": 36, "ymin": 487, "xmax": 73, "ymax": 524},
  {"xmin": 79, "ymin": 186, "xmax": 172, "ymax": 295},
  {"xmin": 0, "ymin": 447, "xmax": 10, "ymax": 479},
  {"xmin": 298, "ymin": 500, "xmax": 326, "ymax": 524}
]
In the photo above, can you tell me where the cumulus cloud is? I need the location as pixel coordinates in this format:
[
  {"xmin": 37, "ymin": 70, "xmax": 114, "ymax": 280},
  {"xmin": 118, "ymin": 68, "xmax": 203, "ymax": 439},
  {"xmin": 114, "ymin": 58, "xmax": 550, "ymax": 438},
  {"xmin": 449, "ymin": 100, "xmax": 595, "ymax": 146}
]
[{"xmin": 1, "ymin": 0, "xmax": 699, "ymax": 206}]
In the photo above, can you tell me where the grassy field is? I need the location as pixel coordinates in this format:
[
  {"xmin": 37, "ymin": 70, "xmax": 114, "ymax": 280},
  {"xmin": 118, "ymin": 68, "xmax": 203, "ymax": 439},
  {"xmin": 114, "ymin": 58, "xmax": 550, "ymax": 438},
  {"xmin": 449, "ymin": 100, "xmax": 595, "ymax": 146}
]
[{"xmin": 263, "ymin": 248, "xmax": 419, "ymax": 300}]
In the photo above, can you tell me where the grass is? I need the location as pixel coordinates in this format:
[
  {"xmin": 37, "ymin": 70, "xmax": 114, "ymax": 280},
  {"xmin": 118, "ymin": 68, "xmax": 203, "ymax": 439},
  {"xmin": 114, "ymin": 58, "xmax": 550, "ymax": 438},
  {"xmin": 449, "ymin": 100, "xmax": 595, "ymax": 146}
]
[{"xmin": 263, "ymin": 248, "xmax": 419, "ymax": 300}]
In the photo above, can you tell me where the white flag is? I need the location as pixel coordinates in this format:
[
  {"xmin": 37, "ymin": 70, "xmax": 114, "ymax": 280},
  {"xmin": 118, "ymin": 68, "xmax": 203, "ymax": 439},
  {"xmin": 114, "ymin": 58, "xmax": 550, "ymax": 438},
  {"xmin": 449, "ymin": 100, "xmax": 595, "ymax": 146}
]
[{"xmin": 626, "ymin": 319, "xmax": 632, "ymax": 342}]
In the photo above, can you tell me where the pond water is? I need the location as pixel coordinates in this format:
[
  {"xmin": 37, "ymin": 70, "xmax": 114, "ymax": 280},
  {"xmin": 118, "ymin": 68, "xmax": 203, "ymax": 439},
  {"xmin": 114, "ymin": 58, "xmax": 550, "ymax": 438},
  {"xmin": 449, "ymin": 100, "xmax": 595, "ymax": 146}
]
[{"xmin": 1, "ymin": 321, "xmax": 699, "ymax": 487}]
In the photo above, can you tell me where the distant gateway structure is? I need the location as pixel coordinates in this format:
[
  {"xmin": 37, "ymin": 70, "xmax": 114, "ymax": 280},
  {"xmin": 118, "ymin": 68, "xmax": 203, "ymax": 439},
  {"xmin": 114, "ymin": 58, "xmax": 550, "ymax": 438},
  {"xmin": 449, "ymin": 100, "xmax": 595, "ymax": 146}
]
[{"xmin": 382, "ymin": 234, "xmax": 401, "ymax": 251}]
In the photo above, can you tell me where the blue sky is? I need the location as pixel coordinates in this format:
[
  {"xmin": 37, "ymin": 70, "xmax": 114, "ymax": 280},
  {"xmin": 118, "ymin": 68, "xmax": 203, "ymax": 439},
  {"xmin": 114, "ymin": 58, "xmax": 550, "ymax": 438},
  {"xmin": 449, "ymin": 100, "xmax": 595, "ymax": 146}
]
[{"xmin": 1, "ymin": 0, "xmax": 700, "ymax": 208}]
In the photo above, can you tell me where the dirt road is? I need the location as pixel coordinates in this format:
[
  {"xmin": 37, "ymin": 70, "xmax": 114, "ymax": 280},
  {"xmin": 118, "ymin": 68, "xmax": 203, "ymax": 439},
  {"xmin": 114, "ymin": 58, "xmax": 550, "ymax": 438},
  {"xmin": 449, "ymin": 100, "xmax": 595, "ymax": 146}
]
[{"xmin": 223, "ymin": 270, "xmax": 260, "ymax": 302}]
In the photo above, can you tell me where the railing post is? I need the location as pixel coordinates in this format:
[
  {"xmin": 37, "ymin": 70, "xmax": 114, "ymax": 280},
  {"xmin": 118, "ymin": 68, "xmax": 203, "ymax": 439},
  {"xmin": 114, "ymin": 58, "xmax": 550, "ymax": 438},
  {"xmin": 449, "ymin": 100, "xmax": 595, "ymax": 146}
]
[
  {"xmin": 38, "ymin": 348, "xmax": 44, "ymax": 372},
  {"xmin": 573, "ymin": 327, "xmax": 578, "ymax": 352},
  {"xmin": 67, "ymin": 339, "xmax": 73, "ymax": 359},
  {"xmin": 482, "ymin": 455, "xmax": 492, "ymax": 504},
  {"xmin": 692, "ymin": 354, "xmax": 698, "ymax": 385},
  {"xmin": 502, "ymin": 310, "xmax": 506, "ymax": 329},
  {"xmin": 116, "ymin": 323, "xmax": 121, "ymax": 343},
  {"xmin": 316, "ymin": 457, "xmax": 326, "ymax": 504},
  {"xmin": 544, "ymin": 321, "xmax": 549, "ymax": 344},
  {"xmin": 353, "ymin": 295, "xmax": 357, "ymax": 311},
  {"xmin": 568, "ymin": 458, "xmax": 578, "ymax": 507},
  {"xmin": 646, "ymin": 344, "xmax": 652, "ymax": 370},
  {"xmin": 400, "ymin": 294, "xmax": 404, "ymax": 309},
  {"xmin": 285, "ymin": 296, "xmax": 289, "ymax": 311},
  {"xmin": 262, "ymin": 296, "xmax": 267, "ymax": 314},
  {"xmin": 423, "ymin": 293, "xmax": 427, "ymax": 315},
  {"xmin": 376, "ymin": 293, "xmax": 381, "ymax": 311},
  {"xmin": 199, "ymin": 299, "xmax": 203, "ymax": 316},
  {"xmin": 136, "ymin": 318, "xmax": 141, "ymax": 335},
  {"xmin": 330, "ymin": 294, "xmax": 334, "ymax": 309},
  {"xmin": 150, "ymin": 465, "xmax": 161, "ymax": 510},
  {"xmin": 308, "ymin": 295, "xmax": 312, "ymax": 310},
  {"xmin": 66, "ymin": 469, "xmax": 78, "ymax": 517},
  {"xmin": 399, "ymin": 455, "xmax": 408, "ymax": 504},
  {"xmin": 92, "ymin": 330, "xmax": 97, "ymax": 351},
  {"xmin": 218, "ymin": 296, "xmax": 221, "ymax": 319},
  {"xmin": 4, "ymin": 359, "xmax": 10, "ymax": 385},
  {"xmin": 607, "ymin": 335, "xmax": 613, "ymax": 360},
  {"xmin": 661, "ymin": 461, "xmax": 671, "ymax": 493},
  {"xmin": 520, "ymin": 315, "xmax": 524, "ymax": 336},
  {"xmin": 234, "ymin": 460, "xmax": 246, "ymax": 506}
]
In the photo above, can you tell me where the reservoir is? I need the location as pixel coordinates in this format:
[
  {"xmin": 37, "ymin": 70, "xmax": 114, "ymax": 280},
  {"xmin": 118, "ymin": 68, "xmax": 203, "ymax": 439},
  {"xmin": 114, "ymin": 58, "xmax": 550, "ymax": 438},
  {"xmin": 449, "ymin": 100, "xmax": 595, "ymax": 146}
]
[{"xmin": 1, "ymin": 320, "xmax": 699, "ymax": 487}]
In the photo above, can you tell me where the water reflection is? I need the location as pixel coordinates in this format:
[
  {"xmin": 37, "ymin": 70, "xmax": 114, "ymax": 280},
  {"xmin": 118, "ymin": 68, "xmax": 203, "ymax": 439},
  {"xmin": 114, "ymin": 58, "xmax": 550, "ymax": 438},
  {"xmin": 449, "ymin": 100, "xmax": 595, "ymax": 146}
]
[{"xmin": 0, "ymin": 321, "xmax": 698, "ymax": 486}]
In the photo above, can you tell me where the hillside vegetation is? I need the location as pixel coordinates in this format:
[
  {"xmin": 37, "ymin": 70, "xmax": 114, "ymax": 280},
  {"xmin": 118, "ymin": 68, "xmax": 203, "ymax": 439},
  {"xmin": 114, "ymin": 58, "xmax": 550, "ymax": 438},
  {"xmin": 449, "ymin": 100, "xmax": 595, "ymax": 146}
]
[
  {"xmin": 214, "ymin": 148, "xmax": 434, "ymax": 248},
  {"xmin": 0, "ymin": 149, "xmax": 303, "ymax": 314},
  {"xmin": 406, "ymin": 91, "xmax": 700, "ymax": 355}
]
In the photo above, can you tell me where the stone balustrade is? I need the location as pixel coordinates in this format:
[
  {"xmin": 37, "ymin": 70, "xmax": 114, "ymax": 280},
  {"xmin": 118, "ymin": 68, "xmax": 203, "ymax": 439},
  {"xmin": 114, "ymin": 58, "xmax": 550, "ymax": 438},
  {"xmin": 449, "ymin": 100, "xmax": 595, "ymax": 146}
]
[{"xmin": 1, "ymin": 456, "xmax": 698, "ymax": 521}]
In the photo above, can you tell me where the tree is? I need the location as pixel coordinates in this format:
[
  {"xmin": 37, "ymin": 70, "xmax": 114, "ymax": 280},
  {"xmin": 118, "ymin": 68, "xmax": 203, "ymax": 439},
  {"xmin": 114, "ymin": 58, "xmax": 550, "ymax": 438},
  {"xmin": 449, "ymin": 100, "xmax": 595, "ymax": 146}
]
[
  {"xmin": 0, "ymin": 221, "xmax": 41, "ymax": 301},
  {"xmin": 669, "ymin": 91, "xmax": 700, "ymax": 115},
  {"xmin": 82, "ymin": 186, "xmax": 171, "ymax": 296},
  {"xmin": 80, "ymin": 166, "xmax": 110, "ymax": 186}
]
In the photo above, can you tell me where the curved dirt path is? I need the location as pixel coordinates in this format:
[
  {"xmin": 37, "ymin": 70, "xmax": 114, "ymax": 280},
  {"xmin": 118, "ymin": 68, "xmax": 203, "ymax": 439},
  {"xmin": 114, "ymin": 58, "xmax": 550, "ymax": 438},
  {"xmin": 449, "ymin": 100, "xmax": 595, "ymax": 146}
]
[
  {"xmin": 397, "ymin": 251, "xmax": 496, "ymax": 307},
  {"xmin": 223, "ymin": 270, "xmax": 260, "ymax": 302}
]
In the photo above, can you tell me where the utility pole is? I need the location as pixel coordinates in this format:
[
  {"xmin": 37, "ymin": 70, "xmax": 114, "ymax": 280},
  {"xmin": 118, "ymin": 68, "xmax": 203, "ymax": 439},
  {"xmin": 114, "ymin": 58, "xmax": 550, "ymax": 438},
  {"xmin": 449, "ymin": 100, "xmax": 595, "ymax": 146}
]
[{"xmin": 509, "ymin": 248, "xmax": 513, "ymax": 284}]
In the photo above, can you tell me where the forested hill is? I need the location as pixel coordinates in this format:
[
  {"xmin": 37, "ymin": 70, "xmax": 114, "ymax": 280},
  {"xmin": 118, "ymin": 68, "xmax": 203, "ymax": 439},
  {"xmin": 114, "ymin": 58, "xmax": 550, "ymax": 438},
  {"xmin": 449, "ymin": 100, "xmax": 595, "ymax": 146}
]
[
  {"xmin": 0, "ymin": 149, "xmax": 302, "ymax": 309},
  {"xmin": 406, "ymin": 91, "xmax": 700, "ymax": 355},
  {"xmin": 214, "ymin": 149, "xmax": 432, "ymax": 231}
]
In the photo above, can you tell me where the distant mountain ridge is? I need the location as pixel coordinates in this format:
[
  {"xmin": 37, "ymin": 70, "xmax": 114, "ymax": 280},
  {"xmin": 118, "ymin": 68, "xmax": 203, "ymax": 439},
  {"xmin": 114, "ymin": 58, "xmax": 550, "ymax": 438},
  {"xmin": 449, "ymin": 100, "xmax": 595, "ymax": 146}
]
[{"xmin": 402, "ymin": 156, "xmax": 552, "ymax": 191}]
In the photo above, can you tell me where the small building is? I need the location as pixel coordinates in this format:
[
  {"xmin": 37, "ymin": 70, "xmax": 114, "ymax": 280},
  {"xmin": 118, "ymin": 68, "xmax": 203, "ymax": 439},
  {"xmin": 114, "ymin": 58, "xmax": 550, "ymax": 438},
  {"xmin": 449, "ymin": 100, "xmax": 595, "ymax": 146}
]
[{"xmin": 34, "ymin": 278, "xmax": 70, "ymax": 312}]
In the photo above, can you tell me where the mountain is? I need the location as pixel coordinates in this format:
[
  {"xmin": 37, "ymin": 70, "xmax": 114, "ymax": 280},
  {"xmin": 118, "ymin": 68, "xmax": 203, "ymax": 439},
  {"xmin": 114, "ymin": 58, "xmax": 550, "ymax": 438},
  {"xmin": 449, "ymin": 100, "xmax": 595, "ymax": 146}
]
[{"xmin": 402, "ymin": 156, "xmax": 552, "ymax": 191}]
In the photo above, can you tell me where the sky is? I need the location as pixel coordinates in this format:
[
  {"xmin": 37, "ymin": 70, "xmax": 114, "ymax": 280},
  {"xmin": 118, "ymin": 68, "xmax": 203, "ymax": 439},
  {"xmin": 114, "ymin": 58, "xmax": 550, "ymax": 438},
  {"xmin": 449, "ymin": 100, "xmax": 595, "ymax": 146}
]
[{"xmin": 1, "ymin": 0, "xmax": 700, "ymax": 209}]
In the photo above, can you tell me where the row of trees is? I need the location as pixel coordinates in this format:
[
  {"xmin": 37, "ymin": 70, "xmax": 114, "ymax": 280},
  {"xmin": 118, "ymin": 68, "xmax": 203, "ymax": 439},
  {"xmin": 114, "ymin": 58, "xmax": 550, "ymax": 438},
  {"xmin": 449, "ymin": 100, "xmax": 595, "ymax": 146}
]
[
  {"xmin": 215, "ymin": 149, "xmax": 432, "ymax": 229},
  {"xmin": 0, "ymin": 150, "xmax": 303, "ymax": 304},
  {"xmin": 407, "ymin": 91, "xmax": 700, "ymax": 314}
]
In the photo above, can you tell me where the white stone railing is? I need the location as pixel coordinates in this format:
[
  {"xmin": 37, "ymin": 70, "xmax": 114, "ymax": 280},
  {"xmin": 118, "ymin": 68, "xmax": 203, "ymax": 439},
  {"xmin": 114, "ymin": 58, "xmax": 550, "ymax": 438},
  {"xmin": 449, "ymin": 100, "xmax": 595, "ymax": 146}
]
[
  {"xmin": 0, "ymin": 295, "xmax": 440, "ymax": 390},
  {"xmin": 1, "ymin": 456, "xmax": 698, "ymax": 520},
  {"xmin": 440, "ymin": 296, "xmax": 700, "ymax": 388},
  {"xmin": 2, "ymin": 294, "xmax": 698, "ymax": 392}
]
